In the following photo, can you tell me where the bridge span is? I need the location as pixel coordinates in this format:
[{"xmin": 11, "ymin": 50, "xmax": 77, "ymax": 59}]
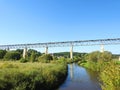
[{"xmin": 0, "ymin": 38, "xmax": 120, "ymax": 59}]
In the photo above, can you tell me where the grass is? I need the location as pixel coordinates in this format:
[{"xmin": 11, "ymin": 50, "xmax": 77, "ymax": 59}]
[{"xmin": 0, "ymin": 61, "xmax": 68, "ymax": 90}]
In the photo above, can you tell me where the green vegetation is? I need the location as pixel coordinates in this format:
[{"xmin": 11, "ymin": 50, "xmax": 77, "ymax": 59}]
[
  {"xmin": 78, "ymin": 51, "xmax": 120, "ymax": 90},
  {"xmin": 2, "ymin": 48, "xmax": 119, "ymax": 90},
  {"xmin": 0, "ymin": 61, "xmax": 67, "ymax": 90},
  {"xmin": 54, "ymin": 52, "xmax": 86, "ymax": 59},
  {"xmin": 0, "ymin": 50, "xmax": 6, "ymax": 59},
  {"xmin": 99, "ymin": 61, "xmax": 120, "ymax": 90},
  {"xmin": 4, "ymin": 51, "xmax": 21, "ymax": 60},
  {"xmin": 38, "ymin": 54, "xmax": 53, "ymax": 63},
  {"xmin": 0, "ymin": 49, "xmax": 84, "ymax": 64},
  {"xmin": 0, "ymin": 49, "xmax": 68, "ymax": 90}
]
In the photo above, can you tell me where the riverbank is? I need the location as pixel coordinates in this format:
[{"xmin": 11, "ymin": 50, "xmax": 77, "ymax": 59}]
[
  {"xmin": 0, "ymin": 61, "xmax": 68, "ymax": 90},
  {"xmin": 78, "ymin": 60, "xmax": 120, "ymax": 90},
  {"xmin": 58, "ymin": 63, "xmax": 101, "ymax": 90}
]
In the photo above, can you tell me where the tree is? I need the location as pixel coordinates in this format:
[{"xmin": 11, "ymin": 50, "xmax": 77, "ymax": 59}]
[
  {"xmin": 16, "ymin": 49, "xmax": 23, "ymax": 54},
  {"xmin": 30, "ymin": 51, "xmax": 36, "ymax": 62},
  {"xmin": 88, "ymin": 51, "xmax": 101, "ymax": 62},
  {"xmin": 87, "ymin": 51, "xmax": 112, "ymax": 62},
  {"xmin": 4, "ymin": 51, "xmax": 21, "ymax": 60},
  {"xmin": 0, "ymin": 50, "xmax": 7, "ymax": 59},
  {"xmin": 27, "ymin": 49, "xmax": 41, "ymax": 58},
  {"xmin": 100, "ymin": 51, "xmax": 112, "ymax": 62},
  {"xmin": 38, "ymin": 54, "xmax": 53, "ymax": 63}
]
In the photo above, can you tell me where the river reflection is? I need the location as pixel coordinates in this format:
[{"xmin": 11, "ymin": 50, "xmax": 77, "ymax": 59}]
[{"xmin": 58, "ymin": 63, "xmax": 101, "ymax": 90}]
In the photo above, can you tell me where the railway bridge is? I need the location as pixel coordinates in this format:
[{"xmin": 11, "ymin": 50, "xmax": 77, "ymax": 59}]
[{"xmin": 0, "ymin": 38, "xmax": 120, "ymax": 59}]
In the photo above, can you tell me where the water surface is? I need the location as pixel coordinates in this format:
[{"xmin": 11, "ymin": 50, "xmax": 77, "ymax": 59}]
[{"xmin": 58, "ymin": 63, "xmax": 101, "ymax": 90}]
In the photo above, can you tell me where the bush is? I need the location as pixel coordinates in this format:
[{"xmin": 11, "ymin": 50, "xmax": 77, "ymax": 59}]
[
  {"xmin": 0, "ymin": 50, "xmax": 7, "ymax": 59},
  {"xmin": 100, "ymin": 61, "xmax": 120, "ymax": 90},
  {"xmin": 79, "ymin": 51, "xmax": 120, "ymax": 89},
  {"xmin": 20, "ymin": 58, "xmax": 28, "ymax": 63},
  {"xmin": 86, "ymin": 51, "xmax": 112, "ymax": 62},
  {"xmin": 100, "ymin": 51, "xmax": 112, "ymax": 62},
  {"xmin": 87, "ymin": 51, "xmax": 101, "ymax": 62},
  {"xmin": 4, "ymin": 51, "xmax": 21, "ymax": 60},
  {"xmin": 30, "ymin": 51, "xmax": 37, "ymax": 62},
  {"xmin": 38, "ymin": 54, "xmax": 53, "ymax": 63}
]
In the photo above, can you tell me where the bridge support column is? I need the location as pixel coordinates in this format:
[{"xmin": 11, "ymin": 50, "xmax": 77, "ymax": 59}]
[
  {"xmin": 119, "ymin": 56, "xmax": 120, "ymax": 61},
  {"xmin": 23, "ymin": 47, "xmax": 27, "ymax": 59},
  {"xmin": 45, "ymin": 46, "xmax": 48, "ymax": 54},
  {"xmin": 100, "ymin": 44, "xmax": 104, "ymax": 53},
  {"xmin": 70, "ymin": 45, "xmax": 73, "ymax": 59}
]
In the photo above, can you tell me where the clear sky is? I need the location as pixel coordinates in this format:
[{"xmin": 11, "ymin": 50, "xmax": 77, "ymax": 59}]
[{"xmin": 0, "ymin": 0, "xmax": 120, "ymax": 53}]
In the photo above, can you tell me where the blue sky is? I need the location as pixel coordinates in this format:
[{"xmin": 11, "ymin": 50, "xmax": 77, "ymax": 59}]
[{"xmin": 0, "ymin": 0, "xmax": 120, "ymax": 53}]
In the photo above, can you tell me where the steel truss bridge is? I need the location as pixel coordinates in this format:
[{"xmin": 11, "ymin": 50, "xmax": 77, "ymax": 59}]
[
  {"xmin": 0, "ymin": 38, "xmax": 120, "ymax": 59},
  {"xmin": 0, "ymin": 38, "xmax": 120, "ymax": 49}
]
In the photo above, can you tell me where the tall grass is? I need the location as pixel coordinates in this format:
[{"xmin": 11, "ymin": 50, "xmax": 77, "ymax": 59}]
[{"xmin": 0, "ymin": 61, "xmax": 67, "ymax": 90}]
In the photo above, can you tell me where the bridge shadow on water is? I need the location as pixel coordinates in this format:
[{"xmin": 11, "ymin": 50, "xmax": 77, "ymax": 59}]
[{"xmin": 58, "ymin": 63, "xmax": 101, "ymax": 90}]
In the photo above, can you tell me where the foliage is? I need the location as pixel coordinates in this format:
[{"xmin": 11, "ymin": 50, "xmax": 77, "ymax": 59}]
[
  {"xmin": 27, "ymin": 49, "xmax": 41, "ymax": 62},
  {"xmin": 53, "ymin": 56, "xmax": 58, "ymax": 60},
  {"xmin": 4, "ymin": 51, "xmax": 21, "ymax": 60},
  {"xmin": 99, "ymin": 61, "xmax": 120, "ymax": 90},
  {"xmin": 27, "ymin": 49, "xmax": 41, "ymax": 58},
  {"xmin": 86, "ymin": 51, "xmax": 112, "ymax": 62},
  {"xmin": 100, "ymin": 51, "xmax": 112, "ymax": 62},
  {"xmin": 116, "ymin": 61, "xmax": 120, "ymax": 65},
  {"xmin": 0, "ymin": 50, "xmax": 7, "ymax": 59},
  {"xmin": 20, "ymin": 58, "xmax": 28, "ymax": 63},
  {"xmin": 38, "ymin": 54, "xmax": 53, "ymax": 63},
  {"xmin": 53, "ymin": 52, "xmax": 87, "ymax": 59},
  {"xmin": 87, "ymin": 51, "xmax": 101, "ymax": 62},
  {"xmin": 16, "ymin": 49, "xmax": 23, "ymax": 55},
  {"xmin": 0, "ymin": 61, "xmax": 68, "ymax": 90},
  {"xmin": 79, "ymin": 51, "xmax": 120, "ymax": 90},
  {"xmin": 30, "ymin": 51, "xmax": 37, "ymax": 62}
]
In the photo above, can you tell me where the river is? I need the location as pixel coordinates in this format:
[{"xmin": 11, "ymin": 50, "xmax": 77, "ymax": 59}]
[{"xmin": 58, "ymin": 63, "xmax": 101, "ymax": 90}]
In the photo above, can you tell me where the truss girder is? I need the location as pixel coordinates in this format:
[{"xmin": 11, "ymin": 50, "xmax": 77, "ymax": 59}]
[{"xmin": 0, "ymin": 38, "xmax": 120, "ymax": 49}]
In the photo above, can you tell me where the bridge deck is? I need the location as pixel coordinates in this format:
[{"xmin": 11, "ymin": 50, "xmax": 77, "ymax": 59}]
[{"xmin": 0, "ymin": 38, "xmax": 120, "ymax": 49}]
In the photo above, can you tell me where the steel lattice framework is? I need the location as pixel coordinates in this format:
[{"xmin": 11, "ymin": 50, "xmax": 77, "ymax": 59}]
[{"xmin": 0, "ymin": 38, "xmax": 120, "ymax": 49}]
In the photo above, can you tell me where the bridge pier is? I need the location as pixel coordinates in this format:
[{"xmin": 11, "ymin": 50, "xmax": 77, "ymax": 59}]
[
  {"xmin": 45, "ymin": 46, "xmax": 48, "ymax": 54},
  {"xmin": 70, "ymin": 45, "xmax": 73, "ymax": 59},
  {"xmin": 100, "ymin": 44, "xmax": 104, "ymax": 53},
  {"xmin": 23, "ymin": 47, "xmax": 27, "ymax": 59},
  {"xmin": 119, "ymin": 56, "xmax": 120, "ymax": 61}
]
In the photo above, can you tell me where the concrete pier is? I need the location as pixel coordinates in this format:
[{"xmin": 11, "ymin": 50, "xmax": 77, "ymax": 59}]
[
  {"xmin": 45, "ymin": 46, "xmax": 48, "ymax": 54},
  {"xmin": 70, "ymin": 45, "xmax": 73, "ymax": 59},
  {"xmin": 100, "ymin": 44, "xmax": 104, "ymax": 53},
  {"xmin": 23, "ymin": 47, "xmax": 27, "ymax": 58}
]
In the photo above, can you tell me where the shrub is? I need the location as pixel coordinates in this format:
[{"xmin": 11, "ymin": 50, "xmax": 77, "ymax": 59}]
[
  {"xmin": 4, "ymin": 51, "xmax": 21, "ymax": 60},
  {"xmin": 30, "ymin": 51, "xmax": 37, "ymax": 62},
  {"xmin": 86, "ymin": 51, "xmax": 112, "ymax": 62},
  {"xmin": 87, "ymin": 51, "xmax": 101, "ymax": 62},
  {"xmin": 100, "ymin": 61, "xmax": 120, "ymax": 90},
  {"xmin": 0, "ymin": 50, "xmax": 7, "ymax": 59},
  {"xmin": 100, "ymin": 51, "xmax": 112, "ymax": 62},
  {"xmin": 20, "ymin": 58, "xmax": 28, "ymax": 63},
  {"xmin": 38, "ymin": 54, "xmax": 53, "ymax": 63}
]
